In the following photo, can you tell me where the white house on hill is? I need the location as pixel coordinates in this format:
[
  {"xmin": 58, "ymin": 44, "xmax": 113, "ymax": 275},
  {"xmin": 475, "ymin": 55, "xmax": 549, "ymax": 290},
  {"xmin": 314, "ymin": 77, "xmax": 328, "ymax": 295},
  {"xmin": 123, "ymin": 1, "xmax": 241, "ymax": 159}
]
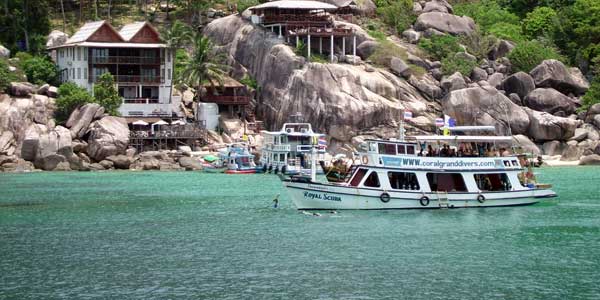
[{"xmin": 47, "ymin": 20, "xmax": 181, "ymax": 119}]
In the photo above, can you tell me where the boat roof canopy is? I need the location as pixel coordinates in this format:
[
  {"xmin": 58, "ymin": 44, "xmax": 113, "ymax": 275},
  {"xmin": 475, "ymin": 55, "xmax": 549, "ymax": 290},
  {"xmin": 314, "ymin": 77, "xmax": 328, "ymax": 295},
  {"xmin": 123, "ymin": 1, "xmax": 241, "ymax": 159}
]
[
  {"xmin": 410, "ymin": 135, "xmax": 513, "ymax": 143},
  {"xmin": 441, "ymin": 126, "xmax": 497, "ymax": 132}
]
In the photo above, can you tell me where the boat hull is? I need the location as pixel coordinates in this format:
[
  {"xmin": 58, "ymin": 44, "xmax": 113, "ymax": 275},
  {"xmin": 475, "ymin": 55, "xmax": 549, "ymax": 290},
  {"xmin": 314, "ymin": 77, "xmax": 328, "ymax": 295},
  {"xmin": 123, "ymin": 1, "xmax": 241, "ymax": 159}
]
[
  {"xmin": 283, "ymin": 181, "xmax": 557, "ymax": 210},
  {"xmin": 225, "ymin": 169, "xmax": 257, "ymax": 174}
]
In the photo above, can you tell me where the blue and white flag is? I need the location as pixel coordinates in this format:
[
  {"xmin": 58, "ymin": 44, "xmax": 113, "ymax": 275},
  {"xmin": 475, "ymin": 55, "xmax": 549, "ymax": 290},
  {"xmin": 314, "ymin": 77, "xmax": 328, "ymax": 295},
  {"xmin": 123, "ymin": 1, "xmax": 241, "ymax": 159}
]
[
  {"xmin": 444, "ymin": 115, "xmax": 456, "ymax": 127},
  {"xmin": 403, "ymin": 110, "xmax": 413, "ymax": 120},
  {"xmin": 435, "ymin": 118, "xmax": 444, "ymax": 127},
  {"xmin": 318, "ymin": 137, "xmax": 327, "ymax": 149}
]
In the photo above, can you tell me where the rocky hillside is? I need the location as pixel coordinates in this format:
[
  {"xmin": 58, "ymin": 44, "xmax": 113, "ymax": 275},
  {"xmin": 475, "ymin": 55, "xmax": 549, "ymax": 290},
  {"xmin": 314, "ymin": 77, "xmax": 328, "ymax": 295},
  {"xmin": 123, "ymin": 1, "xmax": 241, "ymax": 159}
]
[{"xmin": 203, "ymin": 0, "xmax": 600, "ymax": 163}]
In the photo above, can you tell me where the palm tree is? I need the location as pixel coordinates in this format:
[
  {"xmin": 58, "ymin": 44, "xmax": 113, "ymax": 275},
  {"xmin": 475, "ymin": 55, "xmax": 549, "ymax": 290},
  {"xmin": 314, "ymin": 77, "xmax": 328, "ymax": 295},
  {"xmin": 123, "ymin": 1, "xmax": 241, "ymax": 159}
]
[
  {"xmin": 162, "ymin": 21, "xmax": 194, "ymax": 105},
  {"xmin": 179, "ymin": 34, "xmax": 229, "ymax": 101}
]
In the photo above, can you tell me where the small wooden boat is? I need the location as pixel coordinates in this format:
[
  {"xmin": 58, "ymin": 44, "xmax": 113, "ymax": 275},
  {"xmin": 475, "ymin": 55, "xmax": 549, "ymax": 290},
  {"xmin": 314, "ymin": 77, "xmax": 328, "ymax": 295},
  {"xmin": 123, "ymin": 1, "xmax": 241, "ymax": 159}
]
[{"xmin": 224, "ymin": 169, "xmax": 256, "ymax": 174}]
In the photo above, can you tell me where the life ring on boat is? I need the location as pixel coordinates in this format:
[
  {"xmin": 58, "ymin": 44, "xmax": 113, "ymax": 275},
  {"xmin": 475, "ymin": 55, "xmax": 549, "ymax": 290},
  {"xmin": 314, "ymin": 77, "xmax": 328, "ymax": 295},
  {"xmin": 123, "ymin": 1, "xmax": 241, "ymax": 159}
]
[
  {"xmin": 361, "ymin": 155, "xmax": 369, "ymax": 165},
  {"xmin": 380, "ymin": 192, "xmax": 391, "ymax": 203},
  {"xmin": 419, "ymin": 196, "xmax": 430, "ymax": 207},
  {"xmin": 477, "ymin": 194, "xmax": 486, "ymax": 203}
]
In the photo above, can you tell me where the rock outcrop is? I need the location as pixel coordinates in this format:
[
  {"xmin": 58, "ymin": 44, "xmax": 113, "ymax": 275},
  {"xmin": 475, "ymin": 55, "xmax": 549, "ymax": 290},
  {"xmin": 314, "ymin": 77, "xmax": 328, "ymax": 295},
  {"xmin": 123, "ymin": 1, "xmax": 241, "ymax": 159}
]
[
  {"xmin": 523, "ymin": 88, "xmax": 577, "ymax": 116},
  {"xmin": 414, "ymin": 12, "xmax": 475, "ymax": 35},
  {"xmin": 526, "ymin": 109, "xmax": 579, "ymax": 141},
  {"xmin": 529, "ymin": 59, "xmax": 589, "ymax": 95},
  {"xmin": 501, "ymin": 72, "xmax": 535, "ymax": 100},
  {"xmin": 204, "ymin": 15, "xmax": 437, "ymax": 141},
  {"xmin": 87, "ymin": 116, "xmax": 129, "ymax": 161},
  {"xmin": 66, "ymin": 103, "xmax": 105, "ymax": 139}
]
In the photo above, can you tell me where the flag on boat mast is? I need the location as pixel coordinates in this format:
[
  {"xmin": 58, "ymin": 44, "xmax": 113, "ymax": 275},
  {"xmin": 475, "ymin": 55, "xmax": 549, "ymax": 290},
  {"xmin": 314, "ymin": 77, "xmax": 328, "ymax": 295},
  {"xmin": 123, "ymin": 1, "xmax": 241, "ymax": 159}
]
[
  {"xmin": 442, "ymin": 115, "xmax": 456, "ymax": 136},
  {"xmin": 435, "ymin": 117, "xmax": 444, "ymax": 127},
  {"xmin": 318, "ymin": 137, "xmax": 327, "ymax": 150}
]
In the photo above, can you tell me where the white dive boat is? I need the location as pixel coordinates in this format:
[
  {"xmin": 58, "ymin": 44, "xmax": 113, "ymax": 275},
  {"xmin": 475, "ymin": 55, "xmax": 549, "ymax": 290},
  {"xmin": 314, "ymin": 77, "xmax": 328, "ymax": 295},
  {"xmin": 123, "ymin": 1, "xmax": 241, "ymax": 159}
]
[
  {"xmin": 260, "ymin": 123, "xmax": 326, "ymax": 174},
  {"xmin": 281, "ymin": 126, "xmax": 557, "ymax": 210}
]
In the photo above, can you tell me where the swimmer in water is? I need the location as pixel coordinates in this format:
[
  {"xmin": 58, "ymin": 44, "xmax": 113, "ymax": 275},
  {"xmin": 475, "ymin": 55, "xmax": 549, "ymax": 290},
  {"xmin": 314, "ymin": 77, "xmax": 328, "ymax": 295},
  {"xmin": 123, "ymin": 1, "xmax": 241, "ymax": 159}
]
[{"xmin": 273, "ymin": 194, "xmax": 280, "ymax": 208}]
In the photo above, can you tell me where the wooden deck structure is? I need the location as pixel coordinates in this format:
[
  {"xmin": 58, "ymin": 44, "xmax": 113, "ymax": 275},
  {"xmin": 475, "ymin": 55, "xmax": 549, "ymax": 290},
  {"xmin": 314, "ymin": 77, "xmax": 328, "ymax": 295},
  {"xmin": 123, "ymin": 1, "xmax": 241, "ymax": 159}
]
[
  {"xmin": 249, "ymin": 0, "xmax": 357, "ymax": 62},
  {"xmin": 128, "ymin": 123, "xmax": 208, "ymax": 152}
]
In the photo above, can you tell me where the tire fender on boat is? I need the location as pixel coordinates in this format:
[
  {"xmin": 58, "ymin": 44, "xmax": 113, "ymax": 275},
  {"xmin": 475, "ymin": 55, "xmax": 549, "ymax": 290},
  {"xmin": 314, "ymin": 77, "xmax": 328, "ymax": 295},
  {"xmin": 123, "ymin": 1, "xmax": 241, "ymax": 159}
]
[
  {"xmin": 477, "ymin": 194, "xmax": 486, "ymax": 203},
  {"xmin": 380, "ymin": 192, "xmax": 391, "ymax": 203},
  {"xmin": 419, "ymin": 196, "xmax": 430, "ymax": 207},
  {"xmin": 361, "ymin": 155, "xmax": 369, "ymax": 165}
]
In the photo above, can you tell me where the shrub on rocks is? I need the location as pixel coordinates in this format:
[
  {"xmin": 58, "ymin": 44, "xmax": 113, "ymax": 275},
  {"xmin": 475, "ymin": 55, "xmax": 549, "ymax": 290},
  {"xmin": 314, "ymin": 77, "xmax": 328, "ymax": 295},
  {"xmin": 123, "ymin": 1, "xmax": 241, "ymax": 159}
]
[
  {"xmin": 441, "ymin": 53, "xmax": 478, "ymax": 76},
  {"xmin": 488, "ymin": 22, "xmax": 525, "ymax": 43},
  {"xmin": 418, "ymin": 35, "xmax": 462, "ymax": 61},
  {"xmin": 377, "ymin": 0, "xmax": 415, "ymax": 34},
  {"xmin": 580, "ymin": 78, "xmax": 600, "ymax": 112},
  {"xmin": 55, "ymin": 83, "xmax": 95, "ymax": 123},
  {"xmin": 508, "ymin": 40, "xmax": 565, "ymax": 72},
  {"xmin": 20, "ymin": 55, "xmax": 58, "ymax": 86}
]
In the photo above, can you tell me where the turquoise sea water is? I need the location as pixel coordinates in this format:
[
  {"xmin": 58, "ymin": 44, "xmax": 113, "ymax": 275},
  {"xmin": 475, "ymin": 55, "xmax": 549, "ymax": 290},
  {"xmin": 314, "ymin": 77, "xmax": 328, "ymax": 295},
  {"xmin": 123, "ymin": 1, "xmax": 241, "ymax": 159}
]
[{"xmin": 0, "ymin": 167, "xmax": 599, "ymax": 299}]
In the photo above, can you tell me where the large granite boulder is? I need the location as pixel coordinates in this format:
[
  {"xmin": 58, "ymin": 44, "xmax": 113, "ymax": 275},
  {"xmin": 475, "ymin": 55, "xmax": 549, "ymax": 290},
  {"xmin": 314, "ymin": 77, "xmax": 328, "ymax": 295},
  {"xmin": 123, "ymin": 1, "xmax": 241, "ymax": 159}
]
[
  {"xmin": 501, "ymin": 72, "xmax": 535, "ymax": 100},
  {"xmin": 526, "ymin": 109, "xmax": 580, "ymax": 141},
  {"xmin": 487, "ymin": 73, "xmax": 504, "ymax": 89},
  {"xmin": 204, "ymin": 15, "xmax": 434, "ymax": 141},
  {"xmin": 9, "ymin": 82, "xmax": 36, "ymax": 97},
  {"xmin": 594, "ymin": 115, "xmax": 600, "ymax": 129},
  {"xmin": 542, "ymin": 140, "xmax": 563, "ymax": 156},
  {"xmin": 0, "ymin": 44, "xmax": 9, "ymax": 58},
  {"xmin": 390, "ymin": 57, "xmax": 411, "ymax": 78},
  {"xmin": 87, "ymin": 116, "xmax": 129, "ymax": 162},
  {"xmin": 523, "ymin": 88, "xmax": 577, "ymax": 116},
  {"xmin": 66, "ymin": 103, "xmax": 105, "ymax": 139},
  {"xmin": 356, "ymin": 40, "xmax": 379, "ymax": 60},
  {"xmin": 579, "ymin": 154, "xmax": 600, "ymax": 165},
  {"xmin": 19, "ymin": 125, "xmax": 74, "ymax": 170},
  {"xmin": 414, "ymin": 12, "xmax": 475, "ymax": 35},
  {"xmin": 529, "ymin": 60, "xmax": 589, "ymax": 95},
  {"xmin": 440, "ymin": 72, "xmax": 466, "ymax": 93},
  {"xmin": 512, "ymin": 134, "xmax": 540, "ymax": 155},
  {"xmin": 46, "ymin": 30, "xmax": 68, "ymax": 48},
  {"xmin": 0, "ymin": 131, "xmax": 15, "ymax": 155},
  {"xmin": 422, "ymin": 0, "xmax": 453, "ymax": 13},
  {"xmin": 408, "ymin": 74, "xmax": 443, "ymax": 100},
  {"xmin": 106, "ymin": 154, "xmax": 133, "ymax": 169},
  {"xmin": 443, "ymin": 86, "xmax": 530, "ymax": 135},
  {"xmin": 488, "ymin": 40, "xmax": 515, "ymax": 60},
  {"xmin": 179, "ymin": 156, "xmax": 204, "ymax": 171}
]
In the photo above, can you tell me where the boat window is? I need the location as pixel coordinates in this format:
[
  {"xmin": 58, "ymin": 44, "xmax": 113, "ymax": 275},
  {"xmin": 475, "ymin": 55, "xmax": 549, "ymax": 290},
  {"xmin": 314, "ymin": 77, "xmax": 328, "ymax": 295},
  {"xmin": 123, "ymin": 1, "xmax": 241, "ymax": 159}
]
[
  {"xmin": 349, "ymin": 168, "xmax": 368, "ymax": 186},
  {"xmin": 426, "ymin": 173, "xmax": 467, "ymax": 192},
  {"xmin": 378, "ymin": 143, "xmax": 397, "ymax": 155},
  {"xmin": 397, "ymin": 144, "xmax": 406, "ymax": 154},
  {"xmin": 474, "ymin": 174, "xmax": 512, "ymax": 191},
  {"xmin": 363, "ymin": 171, "xmax": 380, "ymax": 188},
  {"xmin": 369, "ymin": 142, "xmax": 378, "ymax": 152},
  {"xmin": 406, "ymin": 145, "xmax": 415, "ymax": 155},
  {"xmin": 388, "ymin": 172, "xmax": 420, "ymax": 190}
]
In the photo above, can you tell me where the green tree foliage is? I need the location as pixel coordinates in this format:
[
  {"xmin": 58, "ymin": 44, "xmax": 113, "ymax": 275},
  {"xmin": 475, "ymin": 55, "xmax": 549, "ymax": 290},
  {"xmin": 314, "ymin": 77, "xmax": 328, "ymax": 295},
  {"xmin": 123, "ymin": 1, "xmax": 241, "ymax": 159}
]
[
  {"xmin": 580, "ymin": 78, "xmax": 600, "ymax": 112},
  {"xmin": 441, "ymin": 54, "xmax": 478, "ymax": 76},
  {"xmin": 418, "ymin": 35, "xmax": 462, "ymax": 61},
  {"xmin": 93, "ymin": 73, "xmax": 121, "ymax": 116},
  {"xmin": 55, "ymin": 82, "xmax": 95, "ymax": 123},
  {"xmin": 180, "ymin": 35, "xmax": 229, "ymax": 96},
  {"xmin": 236, "ymin": 0, "xmax": 260, "ymax": 12},
  {"xmin": 508, "ymin": 40, "xmax": 565, "ymax": 72},
  {"xmin": 377, "ymin": 0, "xmax": 415, "ymax": 34},
  {"xmin": 522, "ymin": 6, "xmax": 558, "ymax": 39},
  {"xmin": 21, "ymin": 55, "xmax": 58, "ymax": 85},
  {"xmin": 459, "ymin": 29, "xmax": 499, "ymax": 60},
  {"xmin": 0, "ymin": 0, "xmax": 50, "ymax": 54},
  {"xmin": 488, "ymin": 22, "xmax": 526, "ymax": 42},
  {"xmin": 174, "ymin": 49, "xmax": 190, "ymax": 83},
  {"xmin": 454, "ymin": 0, "xmax": 520, "ymax": 31},
  {"xmin": 162, "ymin": 21, "xmax": 194, "ymax": 50},
  {"xmin": 0, "ymin": 59, "xmax": 12, "ymax": 92}
]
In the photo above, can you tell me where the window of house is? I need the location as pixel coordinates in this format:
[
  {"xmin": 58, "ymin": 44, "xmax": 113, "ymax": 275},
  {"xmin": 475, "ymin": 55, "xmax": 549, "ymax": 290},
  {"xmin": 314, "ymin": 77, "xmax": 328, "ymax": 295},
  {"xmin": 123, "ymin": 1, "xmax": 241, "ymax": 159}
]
[
  {"xmin": 388, "ymin": 172, "xmax": 420, "ymax": 190},
  {"xmin": 77, "ymin": 68, "xmax": 81, "ymax": 79},
  {"xmin": 84, "ymin": 68, "xmax": 87, "ymax": 79},
  {"xmin": 167, "ymin": 68, "xmax": 171, "ymax": 80},
  {"xmin": 426, "ymin": 173, "xmax": 467, "ymax": 192},
  {"xmin": 60, "ymin": 49, "xmax": 64, "ymax": 58},
  {"xmin": 363, "ymin": 171, "xmax": 380, "ymax": 188},
  {"xmin": 83, "ymin": 48, "xmax": 87, "ymax": 60},
  {"xmin": 349, "ymin": 168, "xmax": 368, "ymax": 186},
  {"xmin": 167, "ymin": 49, "xmax": 171, "ymax": 62},
  {"xmin": 474, "ymin": 173, "xmax": 511, "ymax": 191},
  {"xmin": 77, "ymin": 48, "xmax": 81, "ymax": 61},
  {"xmin": 72, "ymin": 47, "xmax": 75, "ymax": 60}
]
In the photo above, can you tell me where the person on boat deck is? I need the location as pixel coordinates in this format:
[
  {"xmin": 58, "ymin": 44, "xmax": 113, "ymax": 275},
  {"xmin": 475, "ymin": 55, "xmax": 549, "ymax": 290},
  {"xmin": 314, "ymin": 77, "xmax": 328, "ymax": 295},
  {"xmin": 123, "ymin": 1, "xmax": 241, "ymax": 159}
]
[
  {"xmin": 426, "ymin": 145, "xmax": 435, "ymax": 157},
  {"xmin": 440, "ymin": 144, "xmax": 449, "ymax": 157},
  {"xmin": 501, "ymin": 148, "xmax": 511, "ymax": 157},
  {"xmin": 483, "ymin": 176, "xmax": 493, "ymax": 191}
]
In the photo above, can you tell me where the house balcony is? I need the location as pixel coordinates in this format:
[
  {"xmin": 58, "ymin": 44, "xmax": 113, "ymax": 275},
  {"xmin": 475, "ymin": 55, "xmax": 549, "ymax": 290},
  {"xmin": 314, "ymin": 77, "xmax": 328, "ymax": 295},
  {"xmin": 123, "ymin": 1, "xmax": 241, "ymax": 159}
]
[
  {"xmin": 91, "ymin": 75, "xmax": 164, "ymax": 84},
  {"xmin": 201, "ymin": 95, "xmax": 251, "ymax": 105},
  {"xmin": 90, "ymin": 56, "xmax": 162, "ymax": 65},
  {"xmin": 123, "ymin": 98, "xmax": 160, "ymax": 104}
]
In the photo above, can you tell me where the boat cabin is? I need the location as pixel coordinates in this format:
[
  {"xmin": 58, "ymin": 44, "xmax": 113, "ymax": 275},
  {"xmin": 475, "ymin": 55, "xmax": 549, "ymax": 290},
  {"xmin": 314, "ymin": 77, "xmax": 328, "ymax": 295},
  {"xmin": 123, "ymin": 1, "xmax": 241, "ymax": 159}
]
[{"xmin": 261, "ymin": 123, "xmax": 326, "ymax": 173}]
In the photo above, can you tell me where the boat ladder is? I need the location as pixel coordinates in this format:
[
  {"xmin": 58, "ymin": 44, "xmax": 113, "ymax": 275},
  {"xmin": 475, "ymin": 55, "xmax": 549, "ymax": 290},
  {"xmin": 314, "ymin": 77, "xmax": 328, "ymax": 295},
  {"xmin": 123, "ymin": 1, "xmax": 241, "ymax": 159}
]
[
  {"xmin": 343, "ymin": 165, "xmax": 358, "ymax": 182},
  {"xmin": 437, "ymin": 191, "xmax": 449, "ymax": 208}
]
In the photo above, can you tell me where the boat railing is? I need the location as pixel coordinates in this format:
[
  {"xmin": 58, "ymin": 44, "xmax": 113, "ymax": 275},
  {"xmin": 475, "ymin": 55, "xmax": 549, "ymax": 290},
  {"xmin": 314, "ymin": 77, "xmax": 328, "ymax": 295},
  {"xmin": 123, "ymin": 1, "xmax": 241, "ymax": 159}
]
[{"xmin": 268, "ymin": 144, "xmax": 291, "ymax": 152}]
